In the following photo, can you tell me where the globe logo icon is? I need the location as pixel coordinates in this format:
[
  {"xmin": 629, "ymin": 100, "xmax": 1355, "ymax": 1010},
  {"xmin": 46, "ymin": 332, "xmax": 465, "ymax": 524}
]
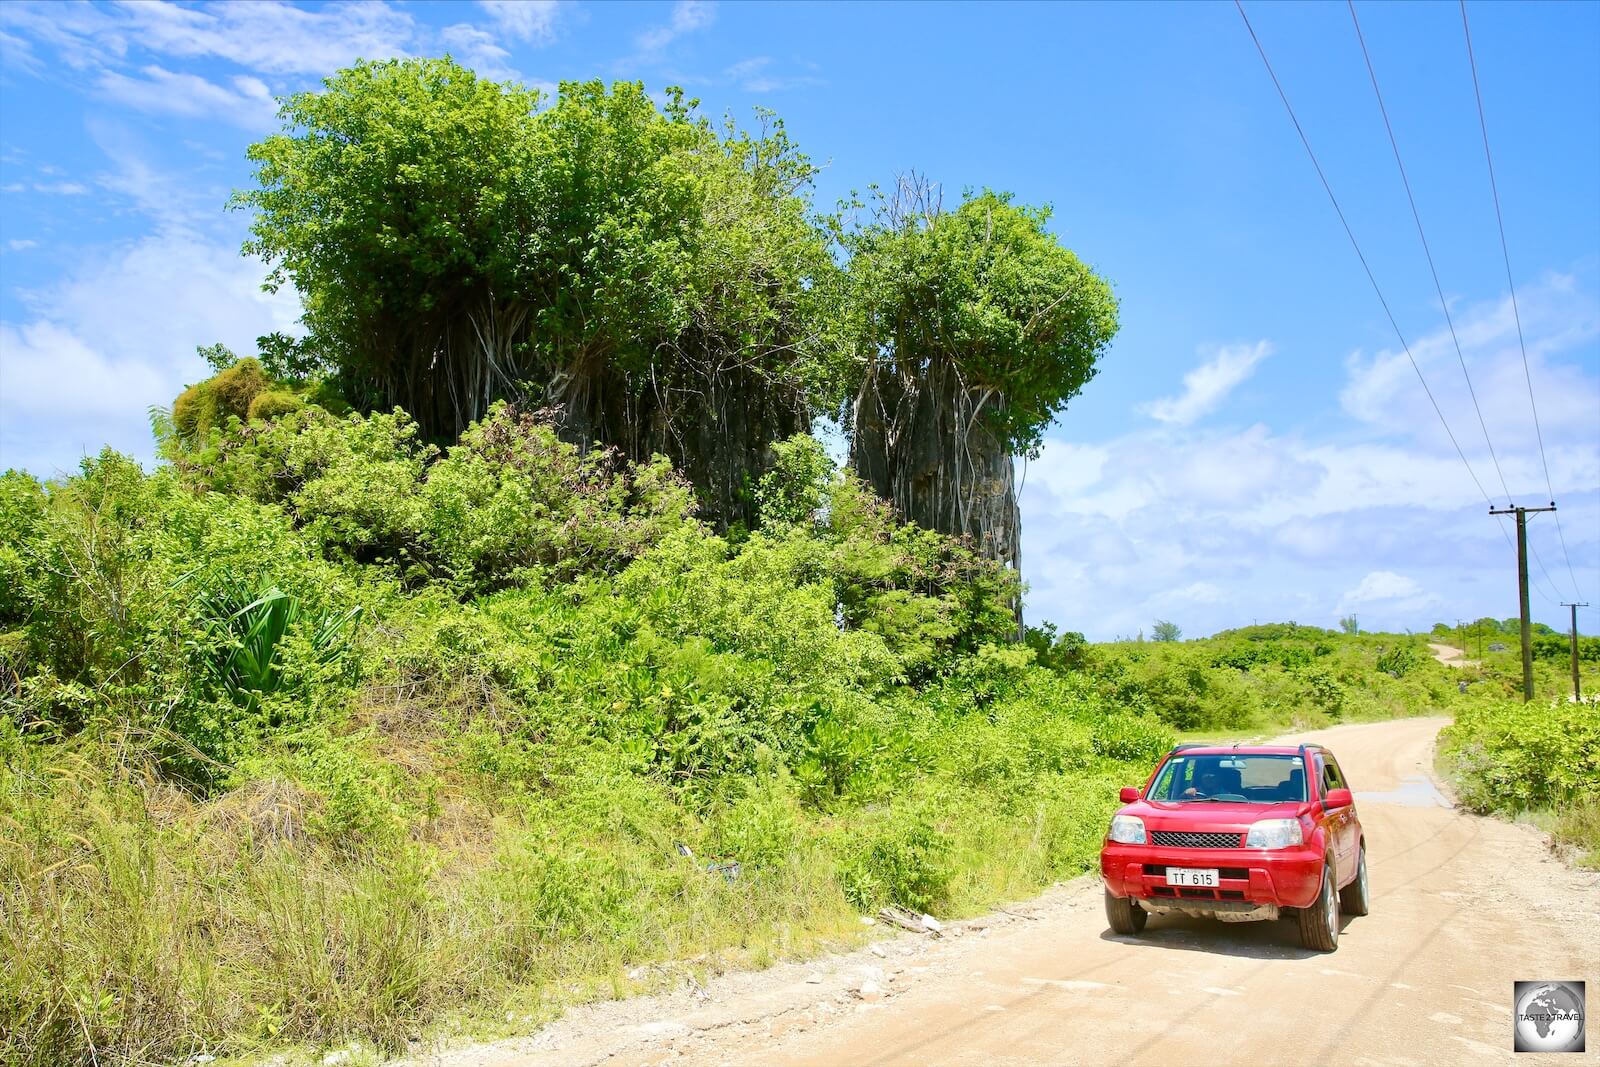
[{"xmin": 1514, "ymin": 981, "xmax": 1585, "ymax": 1053}]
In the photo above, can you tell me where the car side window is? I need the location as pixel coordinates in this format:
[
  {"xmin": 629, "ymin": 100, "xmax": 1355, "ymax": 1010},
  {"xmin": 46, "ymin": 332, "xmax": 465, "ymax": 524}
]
[
  {"xmin": 1326, "ymin": 757, "xmax": 1347, "ymax": 791},
  {"xmin": 1317, "ymin": 757, "xmax": 1333, "ymax": 798}
]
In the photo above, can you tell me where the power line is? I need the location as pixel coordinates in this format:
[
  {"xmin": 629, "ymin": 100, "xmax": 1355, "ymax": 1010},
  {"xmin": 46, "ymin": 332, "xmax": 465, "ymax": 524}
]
[
  {"xmin": 1347, "ymin": 1, "xmax": 1514, "ymax": 507},
  {"xmin": 1459, "ymin": 0, "xmax": 1585, "ymax": 601},
  {"xmin": 1234, "ymin": 2, "xmax": 1501, "ymax": 510},
  {"xmin": 1233, "ymin": 1, "xmax": 1524, "ymax": 566}
]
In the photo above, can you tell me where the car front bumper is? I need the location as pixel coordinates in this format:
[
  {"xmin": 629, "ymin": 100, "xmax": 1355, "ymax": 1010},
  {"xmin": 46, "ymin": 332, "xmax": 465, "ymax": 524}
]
[{"xmin": 1100, "ymin": 841, "xmax": 1324, "ymax": 911}]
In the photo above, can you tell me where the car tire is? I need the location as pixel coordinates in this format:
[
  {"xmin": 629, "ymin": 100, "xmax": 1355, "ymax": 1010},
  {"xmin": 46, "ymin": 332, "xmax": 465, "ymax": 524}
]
[
  {"xmin": 1295, "ymin": 861, "xmax": 1339, "ymax": 952},
  {"xmin": 1340, "ymin": 844, "xmax": 1370, "ymax": 917},
  {"xmin": 1104, "ymin": 887, "xmax": 1147, "ymax": 935}
]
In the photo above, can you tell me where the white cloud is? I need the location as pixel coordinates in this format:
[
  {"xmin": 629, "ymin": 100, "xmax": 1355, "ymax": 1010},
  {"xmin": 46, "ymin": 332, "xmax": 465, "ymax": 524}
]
[
  {"xmin": 32, "ymin": 181, "xmax": 89, "ymax": 195},
  {"xmin": 637, "ymin": 0, "xmax": 714, "ymax": 52},
  {"xmin": 87, "ymin": 122, "xmax": 228, "ymax": 233},
  {"xmin": 0, "ymin": 232, "xmax": 300, "ymax": 476},
  {"xmin": 477, "ymin": 0, "xmax": 560, "ymax": 44},
  {"xmin": 723, "ymin": 55, "xmax": 825, "ymax": 93},
  {"xmin": 1020, "ymin": 279, "xmax": 1600, "ymax": 639},
  {"xmin": 116, "ymin": 0, "xmax": 416, "ymax": 76},
  {"xmin": 7, "ymin": 239, "xmax": 36, "ymax": 251},
  {"xmin": 1341, "ymin": 273, "xmax": 1600, "ymax": 452},
  {"xmin": 97, "ymin": 65, "xmax": 277, "ymax": 128},
  {"xmin": 441, "ymin": 23, "xmax": 520, "ymax": 83},
  {"xmin": 1142, "ymin": 340, "xmax": 1273, "ymax": 426},
  {"xmin": 1336, "ymin": 571, "xmax": 1438, "ymax": 615}
]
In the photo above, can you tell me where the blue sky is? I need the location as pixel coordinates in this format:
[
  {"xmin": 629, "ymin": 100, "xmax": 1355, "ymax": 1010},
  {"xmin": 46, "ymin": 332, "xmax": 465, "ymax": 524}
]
[{"xmin": 1, "ymin": 0, "xmax": 1596, "ymax": 639}]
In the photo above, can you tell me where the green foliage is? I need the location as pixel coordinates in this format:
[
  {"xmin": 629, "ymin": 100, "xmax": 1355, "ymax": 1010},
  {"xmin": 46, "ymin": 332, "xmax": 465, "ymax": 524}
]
[
  {"xmin": 1150, "ymin": 619, "xmax": 1181, "ymax": 642},
  {"xmin": 1073, "ymin": 627, "xmax": 1451, "ymax": 732},
  {"xmin": 755, "ymin": 434, "xmax": 834, "ymax": 530},
  {"xmin": 1375, "ymin": 643, "xmax": 1420, "ymax": 677},
  {"xmin": 420, "ymin": 403, "xmax": 696, "ymax": 592},
  {"xmin": 1440, "ymin": 698, "xmax": 1600, "ymax": 813},
  {"xmin": 836, "ymin": 808, "xmax": 953, "ymax": 913},
  {"xmin": 845, "ymin": 188, "xmax": 1119, "ymax": 458},
  {"xmin": 1534, "ymin": 633, "xmax": 1600, "ymax": 662},
  {"xmin": 247, "ymin": 388, "xmax": 303, "ymax": 421}
]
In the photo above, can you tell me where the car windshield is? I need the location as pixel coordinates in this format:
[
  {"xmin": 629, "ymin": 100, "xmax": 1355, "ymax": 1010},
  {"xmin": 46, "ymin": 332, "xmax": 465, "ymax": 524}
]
[{"xmin": 1147, "ymin": 754, "xmax": 1307, "ymax": 803}]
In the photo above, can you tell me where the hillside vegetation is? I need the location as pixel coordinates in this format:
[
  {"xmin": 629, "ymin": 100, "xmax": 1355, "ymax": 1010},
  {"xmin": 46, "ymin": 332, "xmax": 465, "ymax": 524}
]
[{"xmin": 0, "ymin": 398, "xmax": 1484, "ymax": 1066}]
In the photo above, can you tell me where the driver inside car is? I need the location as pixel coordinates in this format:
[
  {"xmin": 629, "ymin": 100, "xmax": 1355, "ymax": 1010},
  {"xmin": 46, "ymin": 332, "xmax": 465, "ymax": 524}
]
[{"xmin": 1182, "ymin": 767, "xmax": 1223, "ymax": 798}]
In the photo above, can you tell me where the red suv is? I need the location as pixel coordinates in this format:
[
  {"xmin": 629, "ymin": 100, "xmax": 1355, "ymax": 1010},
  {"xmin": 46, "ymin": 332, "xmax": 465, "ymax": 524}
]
[{"xmin": 1099, "ymin": 742, "xmax": 1368, "ymax": 951}]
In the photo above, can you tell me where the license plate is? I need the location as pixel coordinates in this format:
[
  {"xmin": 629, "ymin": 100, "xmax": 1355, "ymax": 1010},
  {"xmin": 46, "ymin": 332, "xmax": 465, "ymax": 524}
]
[{"xmin": 1166, "ymin": 867, "xmax": 1219, "ymax": 887}]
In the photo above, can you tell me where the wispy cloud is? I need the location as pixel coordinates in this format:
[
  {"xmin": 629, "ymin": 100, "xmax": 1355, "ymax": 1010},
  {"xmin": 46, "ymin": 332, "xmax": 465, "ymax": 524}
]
[
  {"xmin": 1142, "ymin": 340, "xmax": 1273, "ymax": 426},
  {"xmin": 441, "ymin": 23, "xmax": 519, "ymax": 83},
  {"xmin": 32, "ymin": 181, "xmax": 89, "ymax": 195},
  {"xmin": 637, "ymin": 0, "xmax": 714, "ymax": 52},
  {"xmin": 97, "ymin": 65, "xmax": 277, "ymax": 128},
  {"xmin": 7, "ymin": 239, "xmax": 38, "ymax": 251},
  {"xmin": 723, "ymin": 56, "xmax": 824, "ymax": 93},
  {"xmin": 0, "ymin": 0, "xmax": 416, "ymax": 77},
  {"xmin": 477, "ymin": 0, "xmax": 561, "ymax": 45}
]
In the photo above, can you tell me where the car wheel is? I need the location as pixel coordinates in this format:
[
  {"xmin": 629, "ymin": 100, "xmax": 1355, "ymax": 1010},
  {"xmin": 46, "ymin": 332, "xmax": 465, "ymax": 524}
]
[
  {"xmin": 1340, "ymin": 844, "xmax": 1370, "ymax": 917},
  {"xmin": 1104, "ymin": 887, "xmax": 1147, "ymax": 935},
  {"xmin": 1295, "ymin": 861, "xmax": 1339, "ymax": 952}
]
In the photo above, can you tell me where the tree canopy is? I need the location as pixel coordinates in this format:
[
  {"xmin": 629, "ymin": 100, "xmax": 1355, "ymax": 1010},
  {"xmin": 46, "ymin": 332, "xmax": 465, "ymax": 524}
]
[
  {"xmin": 233, "ymin": 57, "xmax": 1115, "ymax": 560},
  {"xmin": 844, "ymin": 182, "xmax": 1119, "ymax": 571}
]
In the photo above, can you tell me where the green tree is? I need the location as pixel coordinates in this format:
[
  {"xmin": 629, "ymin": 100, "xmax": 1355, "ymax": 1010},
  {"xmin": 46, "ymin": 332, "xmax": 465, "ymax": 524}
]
[
  {"xmin": 843, "ymin": 181, "xmax": 1117, "ymax": 574},
  {"xmin": 239, "ymin": 61, "xmax": 840, "ymax": 530},
  {"xmin": 1339, "ymin": 615, "xmax": 1359, "ymax": 635},
  {"xmin": 240, "ymin": 57, "xmax": 547, "ymax": 435},
  {"xmin": 1151, "ymin": 619, "xmax": 1182, "ymax": 642}
]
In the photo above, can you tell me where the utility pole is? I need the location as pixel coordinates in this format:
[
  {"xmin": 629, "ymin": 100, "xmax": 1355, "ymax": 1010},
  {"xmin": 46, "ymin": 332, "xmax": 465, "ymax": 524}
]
[
  {"xmin": 1489, "ymin": 504, "xmax": 1557, "ymax": 702},
  {"xmin": 1560, "ymin": 602, "xmax": 1588, "ymax": 702},
  {"xmin": 1456, "ymin": 619, "xmax": 1465, "ymax": 659}
]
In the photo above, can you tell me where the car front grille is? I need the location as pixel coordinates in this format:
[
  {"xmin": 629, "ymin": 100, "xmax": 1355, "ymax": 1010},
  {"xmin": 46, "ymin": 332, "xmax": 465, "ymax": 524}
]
[{"xmin": 1150, "ymin": 830, "xmax": 1243, "ymax": 849}]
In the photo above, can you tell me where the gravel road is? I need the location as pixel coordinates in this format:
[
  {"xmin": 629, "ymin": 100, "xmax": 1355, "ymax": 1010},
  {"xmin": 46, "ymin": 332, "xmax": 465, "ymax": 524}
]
[{"xmin": 401, "ymin": 717, "xmax": 1599, "ymax": 1067}]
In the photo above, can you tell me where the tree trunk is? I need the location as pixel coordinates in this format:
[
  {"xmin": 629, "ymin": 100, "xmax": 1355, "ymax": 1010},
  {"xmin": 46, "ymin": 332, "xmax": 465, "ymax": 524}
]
[{"xmin": 849, "ymin": 358, "xmax": 1022, "ymax": 594}]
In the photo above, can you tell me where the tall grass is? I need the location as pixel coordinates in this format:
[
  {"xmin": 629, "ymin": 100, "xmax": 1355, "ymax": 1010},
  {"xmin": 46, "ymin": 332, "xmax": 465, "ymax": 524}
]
[{"xmin": 1, "ymin": 719, "xmax": 1145, "ymax": 1066}]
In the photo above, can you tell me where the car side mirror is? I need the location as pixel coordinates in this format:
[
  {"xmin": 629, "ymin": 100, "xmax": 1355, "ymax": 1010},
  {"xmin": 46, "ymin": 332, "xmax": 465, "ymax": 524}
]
[
  {"xmin": 1324, "ymin": 787, "xmax": 1353, "ymax": 810},
  {"xmin": 1119, "ymin": 787, "xmax": 1141, "ymax": 803}
]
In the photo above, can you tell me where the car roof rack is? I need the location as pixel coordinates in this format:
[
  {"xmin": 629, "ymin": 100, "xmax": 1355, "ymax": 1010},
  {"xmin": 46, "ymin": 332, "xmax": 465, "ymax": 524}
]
[{"xmin": 1169, "ymin": 742, "xmax": 1213, "ymax": 752}]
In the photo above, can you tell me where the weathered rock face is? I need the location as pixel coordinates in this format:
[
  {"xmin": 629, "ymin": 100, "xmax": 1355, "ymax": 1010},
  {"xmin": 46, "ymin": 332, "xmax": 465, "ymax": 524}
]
[{"xmin": 848, "ymin": 360, "xmax": 1021, "ymax": 573}]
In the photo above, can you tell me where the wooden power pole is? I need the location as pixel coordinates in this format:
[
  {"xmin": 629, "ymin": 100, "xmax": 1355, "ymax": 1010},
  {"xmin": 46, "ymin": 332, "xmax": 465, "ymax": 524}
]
[
  {"xmin": 1489, "ymin": 504, "xmax": 1557, "ymax": 702},
  {"xmin": 1560, "ymin": 602, "xmax": 1588, "ymax": 702}
]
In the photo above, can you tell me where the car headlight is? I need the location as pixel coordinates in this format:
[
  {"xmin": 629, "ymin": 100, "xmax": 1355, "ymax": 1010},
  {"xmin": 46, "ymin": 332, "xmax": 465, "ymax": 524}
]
[
  {"xmin": 1108, "ymin": 815, "xmax": 1146, "ymax": 844},
  {"xmin": 1245, "ymin": 818, "xmax": 1304, "ymax": 849}
]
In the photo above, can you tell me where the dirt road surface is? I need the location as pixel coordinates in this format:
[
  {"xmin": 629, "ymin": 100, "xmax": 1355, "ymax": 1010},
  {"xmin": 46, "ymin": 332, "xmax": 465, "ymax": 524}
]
[
  {"xmin": 1428, "ymin": 643, "xmax": 1480, "ymax": 669},
  {"xmin": 406, "ymin": 718, "xmax": 1599, "ymax": 1067}
]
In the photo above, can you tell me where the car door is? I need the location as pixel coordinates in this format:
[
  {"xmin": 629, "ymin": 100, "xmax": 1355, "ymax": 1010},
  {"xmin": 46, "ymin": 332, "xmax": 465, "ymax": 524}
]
[
  {"xmin": 1317, "ymin": 755, "xmax": 1354, "ymax": 878},
  {"xmin": 1326, "ymin": 754, "xmax": 1357, "ymax": 873}
]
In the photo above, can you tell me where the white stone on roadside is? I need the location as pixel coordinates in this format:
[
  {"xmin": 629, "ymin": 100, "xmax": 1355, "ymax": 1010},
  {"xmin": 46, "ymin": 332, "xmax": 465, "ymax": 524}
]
[
  {"xmin": 919, "ymin": 913, "xmax": 943, "ymax": 933},
  {"xmin": 855, "ymin": 980, "xmax": 884, "ymax": 1003},
  {"xmin": 321, "ymin": 1053, "xmax": 351, "ymax": 1067},
  {"xmin": 805, "ymin": 972, "xmax": 824, "ymax": 984},
  {"xmin": 859, "ymin": 916, "xmax": 876, "ymax": 925},
  {"xmin": 869, "ymin": 943, "xmax": 887, "ymax": 957}
]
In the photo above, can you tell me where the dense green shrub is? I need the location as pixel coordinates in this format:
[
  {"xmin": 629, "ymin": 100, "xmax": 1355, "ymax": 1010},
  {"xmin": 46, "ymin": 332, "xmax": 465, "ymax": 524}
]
[{"xmin": 1440, "ymin": 698, "xmax": 1600, "ymax": 813}]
